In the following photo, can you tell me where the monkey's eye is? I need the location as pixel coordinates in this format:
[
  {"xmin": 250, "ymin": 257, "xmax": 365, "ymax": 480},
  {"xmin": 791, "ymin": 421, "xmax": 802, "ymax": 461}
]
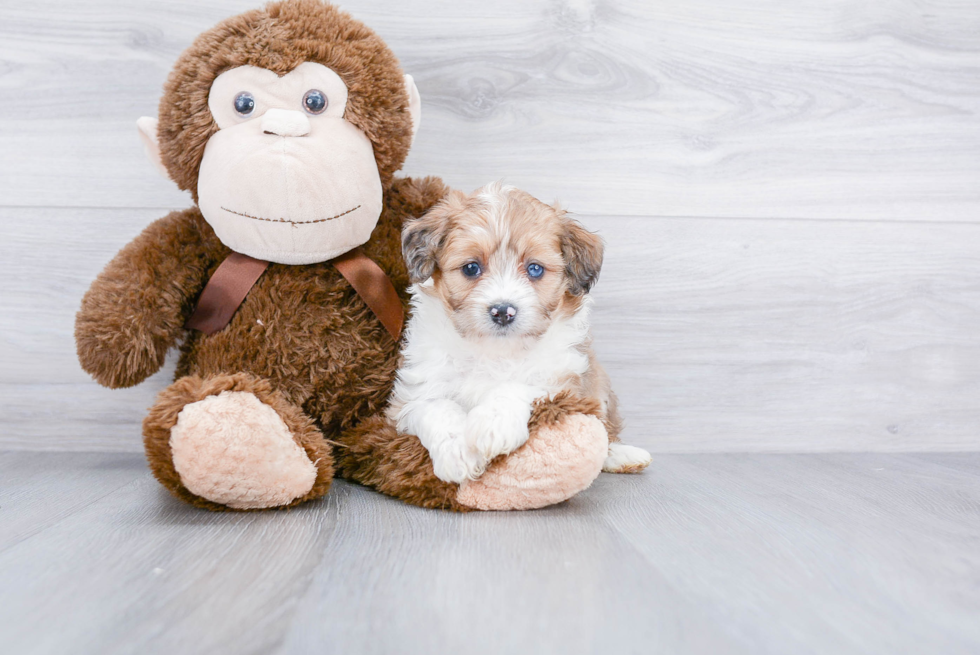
[
  {"xmin": 303, "ymin": 89, "xmax": 328, "ymax": 115},
  {"xmin": 233, "ymin": 92, "xmax": 255, "ymax": 116},
  {"xmin": 527, "ymin": 263, "xmax": 544, "ymax": 279},
  {"xmin": 462, "ymin": 262, "xmax": 482, "ymax": 278}
]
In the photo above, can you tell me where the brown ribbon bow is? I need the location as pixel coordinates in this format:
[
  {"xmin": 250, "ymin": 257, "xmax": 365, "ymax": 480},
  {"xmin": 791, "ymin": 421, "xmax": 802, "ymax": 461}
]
[{"xmin": 185, "ymin": 248, "xmax": 404, "ymax": 341}]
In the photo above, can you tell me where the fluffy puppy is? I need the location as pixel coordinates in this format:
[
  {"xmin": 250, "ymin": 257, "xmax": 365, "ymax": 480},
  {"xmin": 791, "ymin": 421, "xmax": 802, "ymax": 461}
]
[{"xmin": 389, "ymin": 183, "xmax": 651, "ymax": 483}]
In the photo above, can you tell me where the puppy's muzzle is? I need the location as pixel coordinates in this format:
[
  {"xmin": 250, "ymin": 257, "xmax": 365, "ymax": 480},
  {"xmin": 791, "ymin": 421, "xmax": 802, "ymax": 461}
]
[{"xmin": 489, "ymin": 303, "xmax": 518, "ymax": 327}]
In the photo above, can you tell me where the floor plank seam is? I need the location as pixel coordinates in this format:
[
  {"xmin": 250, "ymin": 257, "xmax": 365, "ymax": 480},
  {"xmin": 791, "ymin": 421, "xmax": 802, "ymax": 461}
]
[{"xmin": 0, "ymin": 474, "xmax": 147, "ymax": 556}]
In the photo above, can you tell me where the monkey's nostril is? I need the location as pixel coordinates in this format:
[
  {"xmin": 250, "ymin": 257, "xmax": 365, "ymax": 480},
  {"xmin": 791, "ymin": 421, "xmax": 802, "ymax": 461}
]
[{"xmin": 489, "ymin": 303, "xmax": 517, "ymax": 326}]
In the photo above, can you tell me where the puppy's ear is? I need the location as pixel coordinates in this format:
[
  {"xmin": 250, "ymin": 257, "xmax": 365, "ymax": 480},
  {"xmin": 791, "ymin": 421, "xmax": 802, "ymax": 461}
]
[
  {"xmin": 402, "ymin": 216, "xmax": 442, "ymax": 283},
  {"xmin": 403, "ymin": 193, "xmax": 463, "ymax": 283},
  {"xmin": 560, "ymin": 216, "xmax": 604, "ymax": 295}
]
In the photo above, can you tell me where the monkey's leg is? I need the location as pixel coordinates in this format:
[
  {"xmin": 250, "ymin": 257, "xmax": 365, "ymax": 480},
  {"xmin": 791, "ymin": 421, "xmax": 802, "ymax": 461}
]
[
  {"xmin": 143, "ymin": 373, "xmax": 333, "ymax": 511},
  {"xmin": 333, "ymin": 415, "xmax": 470, "ymax": 512},
  {"xmin": 336, "ymin": 393, "xmax": 611, "ymax": 512}
]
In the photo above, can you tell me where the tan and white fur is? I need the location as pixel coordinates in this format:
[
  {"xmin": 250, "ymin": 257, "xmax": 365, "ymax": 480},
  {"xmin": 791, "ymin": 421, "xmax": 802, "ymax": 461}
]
[{"xmin": 390, "ymin": 183, "xmax": 651, "ymax": 484}]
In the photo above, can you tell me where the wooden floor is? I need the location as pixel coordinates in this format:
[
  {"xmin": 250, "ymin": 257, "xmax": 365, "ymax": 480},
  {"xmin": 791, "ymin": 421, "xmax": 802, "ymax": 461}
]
[{"xmin": 2, "ymin": 451, "xmax": 979, "ymax": 655}]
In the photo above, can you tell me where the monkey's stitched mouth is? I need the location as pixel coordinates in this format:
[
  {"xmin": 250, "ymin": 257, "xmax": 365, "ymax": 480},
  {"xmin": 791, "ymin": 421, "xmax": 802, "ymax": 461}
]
[{"xmin": 220, "ymin": 205, "xmax": 361, "ymax": 226}]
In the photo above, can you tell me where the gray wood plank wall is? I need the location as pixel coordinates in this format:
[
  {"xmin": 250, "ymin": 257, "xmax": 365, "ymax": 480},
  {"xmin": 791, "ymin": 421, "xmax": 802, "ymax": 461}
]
[{"xmin": 1, "ymin": 0, "xmax": 978, "ymax": 452}]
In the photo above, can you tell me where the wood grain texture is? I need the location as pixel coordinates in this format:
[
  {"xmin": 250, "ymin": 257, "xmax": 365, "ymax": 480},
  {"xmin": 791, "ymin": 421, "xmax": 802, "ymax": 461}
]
[
  {"xmin": 593, "ymin": 215, "xmax": 980, "ymax": 452},
  {"xmin": 3, "ymin": 206, "xmax": 979, "ymax": 452},
  {"xmin": 0, "ymin": 0, "xmax": 978, "ymax": 219},
  {"xmin": 0, "ymin": 465, "xmax": 343, "ymax": 655},
  {"xmin": 1, "ymin": 451, "xmax": 978, "ymax": 654},
  {"xmin": 0, "ymin": 451, "xmax": 146, "ymax": 551},
  {"xmin": 590, "ymin": 453, "xmax": 980, "ymax": 655},
  {"xmin": 0, "ymin": 1, "xmax": 978, "ymax": 451}
]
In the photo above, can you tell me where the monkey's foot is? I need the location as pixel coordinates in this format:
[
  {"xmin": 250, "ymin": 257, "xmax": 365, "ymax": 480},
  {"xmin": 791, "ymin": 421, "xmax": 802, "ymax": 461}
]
[
  {"xmin": 144, "ymin": 373, "xmax": 333, "ymax": 511},
  {"xmin": 170, "ymin": 391, "xmax": 316, "ymax": 509}
]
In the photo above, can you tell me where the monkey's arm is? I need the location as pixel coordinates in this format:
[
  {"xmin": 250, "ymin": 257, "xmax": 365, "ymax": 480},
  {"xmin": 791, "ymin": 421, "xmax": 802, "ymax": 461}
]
[{"xmin": 75, "ymin": 208, "xmax": 221, "ymax": 389}]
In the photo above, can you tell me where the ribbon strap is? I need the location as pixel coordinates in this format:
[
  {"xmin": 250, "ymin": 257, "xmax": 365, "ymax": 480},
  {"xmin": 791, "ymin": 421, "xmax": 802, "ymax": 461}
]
[
  {"xmin": 185, "ymin": 253, "xmax": 270, "ymax": 335},
  {"xmin": 186, "ymin": 249, "xmax": 404, "ymax": 341},
  {"xmin": 332, "ymin": 248, "xmax": 404, "ymax": 341}
]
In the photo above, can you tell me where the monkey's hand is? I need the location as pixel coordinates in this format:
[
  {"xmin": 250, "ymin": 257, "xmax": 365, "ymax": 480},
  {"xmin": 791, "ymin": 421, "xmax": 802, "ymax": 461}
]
[{"xmin": 75, "ymin": 209, "xmax": 218, "ymax": 389}]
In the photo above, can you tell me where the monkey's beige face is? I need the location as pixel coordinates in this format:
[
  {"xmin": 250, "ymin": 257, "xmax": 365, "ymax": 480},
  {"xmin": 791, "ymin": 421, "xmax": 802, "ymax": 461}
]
[{"xmin": 197, "ymin": 63, "xmax": 385, "ymax": 265}]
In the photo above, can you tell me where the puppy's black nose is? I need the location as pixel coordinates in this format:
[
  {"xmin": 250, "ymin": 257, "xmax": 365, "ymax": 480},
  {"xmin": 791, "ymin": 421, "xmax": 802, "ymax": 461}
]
[{"xmin": 489, "ymin": 303, "xmax": 518, "ymax": 326}]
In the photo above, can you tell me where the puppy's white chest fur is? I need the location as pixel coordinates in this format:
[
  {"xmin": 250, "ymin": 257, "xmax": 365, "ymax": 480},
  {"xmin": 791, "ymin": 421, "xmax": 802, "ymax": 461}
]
[{"xmin": 394, "ymin": 288, "xmax": 592, "ymax": 411}]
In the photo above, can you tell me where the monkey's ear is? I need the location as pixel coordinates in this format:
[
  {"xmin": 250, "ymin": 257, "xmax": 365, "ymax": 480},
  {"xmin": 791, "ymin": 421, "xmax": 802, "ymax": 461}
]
[
  {"xmin": 404, "ymin": 74, "xmax": 422, "ymax": 145},
  {"xmin": 561, "ymin": 216, "xmax": 604, "ymax": 295},
  {"xmin": 136, "ymin": 116, "xmax": 169, "ymax": 179}
]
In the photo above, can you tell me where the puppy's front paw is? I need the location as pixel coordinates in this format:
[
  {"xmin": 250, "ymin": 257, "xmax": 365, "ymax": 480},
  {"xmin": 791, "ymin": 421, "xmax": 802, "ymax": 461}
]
[
  {"xmin": 603, "ymin": 443, "xmax": 652, "ymax": 474},
  {"xmin": 466, "ymin": 403, "xmax": 531, "ymax": 461},
  {"xmin": 431, "ymin": 440, "xmax": 486, "ymax": 484}
]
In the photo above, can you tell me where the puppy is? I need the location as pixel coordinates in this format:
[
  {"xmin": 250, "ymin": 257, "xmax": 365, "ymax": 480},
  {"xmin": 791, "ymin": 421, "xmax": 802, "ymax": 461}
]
[{"xmin": 389, "ymin": 183, "xmax": 652, "ymax": 483}]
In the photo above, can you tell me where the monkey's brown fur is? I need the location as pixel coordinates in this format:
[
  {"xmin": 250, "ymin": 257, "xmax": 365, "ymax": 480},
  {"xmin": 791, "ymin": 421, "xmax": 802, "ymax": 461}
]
[
  {"xmin": 143, "ymin": 372, "xmax": 335, "ymax": 511},
  {"xmin": 335, "ymin": 416, "xmax": 469, "ymax": 511}
]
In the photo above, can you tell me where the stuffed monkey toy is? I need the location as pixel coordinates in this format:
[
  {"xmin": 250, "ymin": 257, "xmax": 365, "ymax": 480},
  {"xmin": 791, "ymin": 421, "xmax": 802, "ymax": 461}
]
[{"xmin": 76, "ymin": 0, "xmax": 610, "ymax": 512}]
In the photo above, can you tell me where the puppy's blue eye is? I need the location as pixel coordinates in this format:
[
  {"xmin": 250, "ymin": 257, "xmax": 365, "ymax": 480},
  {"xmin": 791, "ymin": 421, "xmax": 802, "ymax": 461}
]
[
  {"xmin": 303, "ymin": 89, "xmax": 328, "ymax": 115},
  {"xmin": 462, "ymin": 262, "xmax": 482, "ymax": 278},
  {"xmin": 527, "ymin": 263, "xmax": 544, "ymax": 278},
  {"xmin": 234, "ymin": 92, "xmax": 255, "ymax": 116}
]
